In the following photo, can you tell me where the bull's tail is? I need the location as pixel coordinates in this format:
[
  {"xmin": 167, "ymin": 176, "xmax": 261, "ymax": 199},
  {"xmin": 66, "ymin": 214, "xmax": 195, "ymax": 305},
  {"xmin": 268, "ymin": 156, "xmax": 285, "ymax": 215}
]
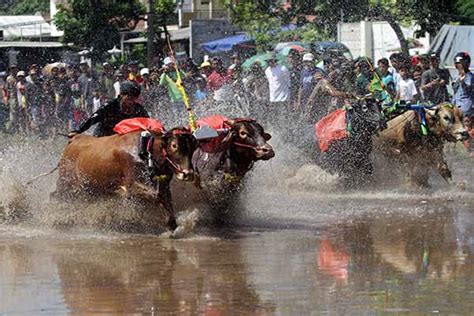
[{"xmin": 24, "ymin": 165, "xmax": 59, "ymax": 186}]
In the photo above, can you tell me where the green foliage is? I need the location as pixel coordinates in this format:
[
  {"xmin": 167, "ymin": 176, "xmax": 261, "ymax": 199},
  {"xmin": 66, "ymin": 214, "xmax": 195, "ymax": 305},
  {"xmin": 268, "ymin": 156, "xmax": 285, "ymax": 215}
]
[
  {"xmin": 54, "ymin": 0, "xmax": 145, "ymax": 61},
  {"xmin": 228, "ymin": 0, "xmax": 331, "ymax": 51},
  {"xmin": 457, "ymin": 0, "xmax": 474, "ymax": 24},
  {"xmin": 0, "ymin": 0, "xmax": 49, "ymax": 15}
]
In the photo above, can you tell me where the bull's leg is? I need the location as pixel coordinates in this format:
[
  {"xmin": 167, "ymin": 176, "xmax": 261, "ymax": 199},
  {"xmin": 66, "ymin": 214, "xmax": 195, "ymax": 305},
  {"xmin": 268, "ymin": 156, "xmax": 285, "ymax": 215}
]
[{"xmin": 157, "ymin": 180, "xmax": 177, "ymax": 231}]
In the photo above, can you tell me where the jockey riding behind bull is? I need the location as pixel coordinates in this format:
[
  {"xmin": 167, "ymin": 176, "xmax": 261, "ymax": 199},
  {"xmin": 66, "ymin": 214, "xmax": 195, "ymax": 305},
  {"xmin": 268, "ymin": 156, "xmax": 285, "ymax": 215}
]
[{"xmin": 68, "ymin": 81, "xmax": 149, "ymax": 137}]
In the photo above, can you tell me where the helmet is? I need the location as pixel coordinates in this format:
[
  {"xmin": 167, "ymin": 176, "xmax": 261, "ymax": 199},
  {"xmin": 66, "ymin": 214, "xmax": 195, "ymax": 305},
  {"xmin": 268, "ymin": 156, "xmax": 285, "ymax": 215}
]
[
  {"xmin": 454, "ymin": 52, "xmax": 471, "ymax": 65},
  {"xmin": 120, "ymin": 81, "xmax": 141, "ymax": 98}
]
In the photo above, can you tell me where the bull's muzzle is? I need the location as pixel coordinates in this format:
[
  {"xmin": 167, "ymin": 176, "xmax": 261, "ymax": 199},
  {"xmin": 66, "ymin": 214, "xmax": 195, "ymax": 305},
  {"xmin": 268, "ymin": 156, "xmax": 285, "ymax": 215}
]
[
  {"xmin": 176, "ymin": 169, "xmax": 194, "ymax": 182},
  {"xmin": 255, "ymin": 144, "xmax": 275, "ymax": 160},
  {"xmin": 455, "ymin": 129, "xmax": 469, "ymax": 141}
]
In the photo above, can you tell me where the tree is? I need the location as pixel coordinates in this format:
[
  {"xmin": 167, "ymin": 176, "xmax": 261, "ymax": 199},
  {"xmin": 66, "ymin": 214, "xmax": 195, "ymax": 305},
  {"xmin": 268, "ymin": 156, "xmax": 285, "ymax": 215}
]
[
  {"xmin": 458, "ymin": 0, "xmax": 474, "ymax": 24},
  {"xmin": 147, "ymin": 0, "xmax": 177, "ymax": 66},
  {"xmin": 54, "ymin": 0, "xmax": 145, "ymax": 62},
  {"xmin": 0, "ymin": 0, "xmax": 49, "ymax": 15}
]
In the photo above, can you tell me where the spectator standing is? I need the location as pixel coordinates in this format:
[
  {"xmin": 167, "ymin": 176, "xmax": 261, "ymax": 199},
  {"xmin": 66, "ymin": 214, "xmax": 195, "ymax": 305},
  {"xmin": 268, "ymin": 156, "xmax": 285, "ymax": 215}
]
[
  {"xmin": 25, "ymin": 69, "xmax": 43, "ymax": 133},
  {"xmin": 207, "ymin": 57, "xmax": 233, "ymax": 104},
  {"xmin": 354, "ymin": 58, "xmax": 373, "ymax": 96},
  {"xmin": 4, "ymin": 65, "xmax": 19, "ymax": 133},
  {"xmin": 265, "ymin": 54, "xmax": 291, "ymax": 115},
  {"xmin": 37, "ymin": 80, "xmax": 56, "ymax": 136},
  {"xmin": 376, "ymin": 58, "xmax": 395, "ymax": 99},
  {"xmin": 127, "ymin": 60, "xmax": 143, "ymax": 84},
  {"xmin": 68, "ymin": 68, "xmax": 86, "ymax": 130},
  {"xmin": 389, "ymin": 53, "xmax": 403, "ymax": 88},
  {"xmin": 396, "ymin": 64, "xmax": 419, "ymax": 103},
  {"xmin": 78, "ymin": 61, "xmax": 95, "ymax": 115},
  {"xmin": 297, "ymin": 53, "xmax": 322, "ymax": 112},
  {"xmin": 421, "ymin": 52, "xmax": 450, "ymax": 105},
  {"xmin": 100, "ymin": 62, "xmax": 116, "ymax": 100},
  {"xmin": 15, "ymin": 71, "xmax": 29, "ymax": 133},
  {"xmin": 113, "ymin": 70, "xmax": 122, "ymax": 98},
  {"xmin": 452, "ymin": 52, "xmax": 473, "ymax": 116}
]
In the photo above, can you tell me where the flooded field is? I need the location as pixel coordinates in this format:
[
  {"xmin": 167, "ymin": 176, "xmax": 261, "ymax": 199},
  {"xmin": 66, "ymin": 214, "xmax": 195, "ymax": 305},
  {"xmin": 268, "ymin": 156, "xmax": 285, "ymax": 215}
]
[{"xmin": 1, "ymin": 135, "xmax": 473, "ymax": 314}]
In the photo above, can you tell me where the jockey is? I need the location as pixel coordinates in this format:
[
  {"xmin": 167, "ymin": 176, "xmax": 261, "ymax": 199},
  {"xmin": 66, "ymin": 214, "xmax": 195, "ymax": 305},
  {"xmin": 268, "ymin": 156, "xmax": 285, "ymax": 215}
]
[{"xmin": 69, "ymin": 81, "xmax": 149, "ymax": 137}]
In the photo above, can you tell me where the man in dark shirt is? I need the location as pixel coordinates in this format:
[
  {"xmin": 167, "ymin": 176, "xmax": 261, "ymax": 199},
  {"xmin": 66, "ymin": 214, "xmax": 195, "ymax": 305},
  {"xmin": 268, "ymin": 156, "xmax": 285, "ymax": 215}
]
[
  {"xmin": 421, "ymin": 52, "xmax": 450, "ymax": 104},
  {"xmin": 69, "ymin": 81, "xmax": 149, "ymax": 137}
]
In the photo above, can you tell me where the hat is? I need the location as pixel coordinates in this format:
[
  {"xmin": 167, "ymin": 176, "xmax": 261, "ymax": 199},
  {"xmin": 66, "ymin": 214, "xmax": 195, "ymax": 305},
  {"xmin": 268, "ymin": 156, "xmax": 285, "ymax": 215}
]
[
  {"xmin": 16, "ymin": 71, "xmax": 26, "ymax": 77},
  {"xmin": 163, "ymin": 57, "xmax": 174, "ymax": 66},
  {"xmin": 200, "ymin": 61, "xmax": 211, "ymax": 69},
  {"xmin": 429, "ymin": 52, "xmax": 440, "ymax": 59},
  {"xmin": 79, "ymin": 60, "xmax": 88, "ymax": 65},
  {"xmin": 29, "ymin": 69, "xmax": 37, "ymax": 75},
  {"xmin": 302, "ymin": 53, "xmax": 315, "ymax": 62},
  {"xmin": 231, "ymin": 53, "xmax": 239, "ymax": 59},
  {"xmin": 120, "ymin": 81, "xmax": 141, "ymax": 98},
  {"xmin": 454, "ymin": 52, "xmax": 471, "ymax": 64},
  {"xmin": 140, "ymin": 68, "xmax": 149, "ymax": 76},
  {"xmin": 102, "ymin": 62, "xmax": 111, "ymax": 67}
]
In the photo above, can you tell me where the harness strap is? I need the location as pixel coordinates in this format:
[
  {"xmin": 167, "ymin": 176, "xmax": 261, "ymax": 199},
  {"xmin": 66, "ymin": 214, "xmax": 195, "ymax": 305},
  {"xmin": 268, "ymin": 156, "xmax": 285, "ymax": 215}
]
[
  {"xmin": 233, "ymin": 141, "xmax": 258, "ymax": 150},
  {"xmin": 161, "ymin": 148, "xmax": 185, "ymax": 174}
]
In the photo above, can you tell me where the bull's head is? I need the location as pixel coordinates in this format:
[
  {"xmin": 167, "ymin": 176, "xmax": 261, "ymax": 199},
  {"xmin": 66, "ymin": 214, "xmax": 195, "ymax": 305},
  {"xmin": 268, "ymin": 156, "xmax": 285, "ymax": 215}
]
[
  {"xmin": 427, "ymin": 103, "xmax": 469, "ymax": 142},
  {"xmin": 224, "ymin": 119, "xmax": 275, "ymax": 161},
  {"xmin": 161, "ymin": 127, "xmax": 198, "ymax": 181},
  {"xmin": 349, "ymin": 96, "xmax": 385, "ymax": 136}
]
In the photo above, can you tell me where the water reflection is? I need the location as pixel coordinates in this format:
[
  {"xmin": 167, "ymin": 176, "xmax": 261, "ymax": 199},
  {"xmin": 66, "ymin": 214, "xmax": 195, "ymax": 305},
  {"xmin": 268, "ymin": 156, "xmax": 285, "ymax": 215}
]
[{"xmin": 0, "ymin": 206, "xmax": 473, "ymax": 314}]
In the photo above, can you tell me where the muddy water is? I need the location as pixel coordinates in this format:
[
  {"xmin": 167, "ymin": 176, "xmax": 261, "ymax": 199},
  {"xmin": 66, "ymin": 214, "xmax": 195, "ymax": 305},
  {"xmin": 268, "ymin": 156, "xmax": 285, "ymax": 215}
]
[{"xmin": 1, "ymin": 135, "xmax": 473, "ymax": 314}]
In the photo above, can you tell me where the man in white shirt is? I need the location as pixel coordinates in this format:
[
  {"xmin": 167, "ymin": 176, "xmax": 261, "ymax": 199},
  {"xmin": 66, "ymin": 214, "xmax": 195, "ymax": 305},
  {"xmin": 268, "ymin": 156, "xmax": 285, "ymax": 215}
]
[{"xmin": 265, "ymin": 55, "xmax": 291, "ymax": 103}]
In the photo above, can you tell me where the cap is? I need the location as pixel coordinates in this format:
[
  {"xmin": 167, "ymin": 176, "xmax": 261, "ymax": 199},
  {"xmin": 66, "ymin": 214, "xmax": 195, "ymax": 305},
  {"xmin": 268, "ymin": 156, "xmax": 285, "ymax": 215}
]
[
  {"xmin": 114, "ymin": 70, "xmax": 122, "ymax": 76},
  {"xmin": 120, "ymin": 81, "xmax": 141, "ymax": 98},
  {"xmin": 29, "ymin": 69, "xmax": 37, "ymax": 75},
  {"xmin": 231, "ymin": 53, "xmax": 239, "ymax": 59},
  {"xmin": 79, "ymin": 60, "xmax": 88, "ymax": 65},
  {"xmin": 16, "ymin": 71, "xmax": 26, "ymax": 77},
  {"xmin": 102, "ymin": 62, "xmax": 111, "ymax": 67},
  {"xmin": 429, "ymin": 52, "xmax": 440, "ymax": 59},
  {"xmin": 302, "ymin": 53, "xmax": 315, "ymax": 62},
  {"xmin": 454, "ymin": 52, "xmax": 471, "ymax": 64},
  {"xmin": 140, "ymin": 68, "xmax": 149, "ymax": 76},
  {"xmin": 200, "ymin": 61, "xmax": 211, "ymax": 68},
  {"xmin": 163, "ymin": 57, "xmax": 174, "ymax": 66}
]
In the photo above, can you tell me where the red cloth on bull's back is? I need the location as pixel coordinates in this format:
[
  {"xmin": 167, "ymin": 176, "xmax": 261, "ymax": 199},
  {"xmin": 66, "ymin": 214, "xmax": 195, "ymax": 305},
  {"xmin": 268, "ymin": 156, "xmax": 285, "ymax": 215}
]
[
  {"xmin": 315, "ymin": 109, "xmax": 348, "ymax": 152},
  {"xmin": 196, "ymin": 115, "xmax": 230, "ymax": 153},
  {"xmin": 113, "ymin": 118, "xmax": 165, "ymax": 135}
]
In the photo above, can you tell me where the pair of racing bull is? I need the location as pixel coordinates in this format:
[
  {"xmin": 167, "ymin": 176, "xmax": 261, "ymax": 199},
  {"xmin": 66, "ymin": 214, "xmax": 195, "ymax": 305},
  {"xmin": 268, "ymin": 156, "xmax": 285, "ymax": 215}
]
[
  {"xmin": 53, "ymin": 116, "xmax": 274, "ymax": 231},
  {"xmin": 299, "ymin": 96, "xmax": 469, "ymax": 187}
]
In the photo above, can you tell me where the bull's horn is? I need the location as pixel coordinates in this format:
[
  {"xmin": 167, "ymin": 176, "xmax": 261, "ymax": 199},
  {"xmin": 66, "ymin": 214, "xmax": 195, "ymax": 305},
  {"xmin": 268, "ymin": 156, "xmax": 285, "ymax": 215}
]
[{"xmin": 225, "ymin": 119, "xmax": 236, "ymax": 126}]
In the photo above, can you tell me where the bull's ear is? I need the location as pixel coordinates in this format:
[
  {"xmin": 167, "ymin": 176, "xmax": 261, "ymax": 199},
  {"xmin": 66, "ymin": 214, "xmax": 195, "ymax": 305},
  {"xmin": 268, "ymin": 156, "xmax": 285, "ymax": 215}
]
[{"xmin": 263, "ymin": 132, "xmax": 272, "ymax": 141}]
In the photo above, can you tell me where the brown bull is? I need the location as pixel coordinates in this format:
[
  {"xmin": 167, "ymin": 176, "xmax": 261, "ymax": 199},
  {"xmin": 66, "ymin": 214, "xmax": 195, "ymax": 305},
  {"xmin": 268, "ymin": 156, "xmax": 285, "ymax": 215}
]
[
  {"xmin": 53, "ymin": 128, "xmax": 197, "ymax": 230},
  {"xmin": 171, "ymin": 117, "xmax": 275, "ymax": 223},
  {"xmin": 374, "ymin": 103, "xmax": 469, "ymax": 187}
]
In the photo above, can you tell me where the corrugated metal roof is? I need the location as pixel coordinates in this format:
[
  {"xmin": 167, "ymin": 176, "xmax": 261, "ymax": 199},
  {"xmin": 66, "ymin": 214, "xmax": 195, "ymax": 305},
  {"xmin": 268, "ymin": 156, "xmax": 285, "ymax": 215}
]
[
  {"xmin": 0, "ymin": 15, "xmax": 51, "ymax": 39},
  {"xmin": 0, "ymin": 41, "xmax": 63, "ymax": 48}
]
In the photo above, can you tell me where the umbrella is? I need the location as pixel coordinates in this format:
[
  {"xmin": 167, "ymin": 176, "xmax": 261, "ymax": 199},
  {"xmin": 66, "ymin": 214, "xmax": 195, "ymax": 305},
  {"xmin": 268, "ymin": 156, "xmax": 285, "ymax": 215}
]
[
  {"xmin": 242, "ymin": 52, "xmax": 289, "ymax": 71},
  {"xmin": 42, "ymin": 62, "xmax": 68, "ymax": 76},
  {"xmin": 277, "ymin": 44, "xmax": 306, "ymax": 57},
  {"xmin": 241, "ymin": 52, "xmax": 274, "ymax": 71}
]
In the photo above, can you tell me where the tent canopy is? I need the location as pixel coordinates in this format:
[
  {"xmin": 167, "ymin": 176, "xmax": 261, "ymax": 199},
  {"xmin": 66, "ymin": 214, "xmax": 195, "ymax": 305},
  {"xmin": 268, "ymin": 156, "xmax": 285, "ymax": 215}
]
[
  {"xmin": 430, "ymin": 25, "xmax": 474, "ymax": 73},
  {"xmin": 200, "ymin": 34, "xmax": 252, "ymax": 53}
]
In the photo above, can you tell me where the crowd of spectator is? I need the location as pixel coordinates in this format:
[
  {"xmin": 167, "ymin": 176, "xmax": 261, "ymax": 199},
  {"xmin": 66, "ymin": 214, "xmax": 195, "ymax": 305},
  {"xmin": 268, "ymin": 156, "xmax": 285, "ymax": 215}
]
[{"xmin": 0, "ymin": 49, "xmax": 472, "ymax": 152}]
